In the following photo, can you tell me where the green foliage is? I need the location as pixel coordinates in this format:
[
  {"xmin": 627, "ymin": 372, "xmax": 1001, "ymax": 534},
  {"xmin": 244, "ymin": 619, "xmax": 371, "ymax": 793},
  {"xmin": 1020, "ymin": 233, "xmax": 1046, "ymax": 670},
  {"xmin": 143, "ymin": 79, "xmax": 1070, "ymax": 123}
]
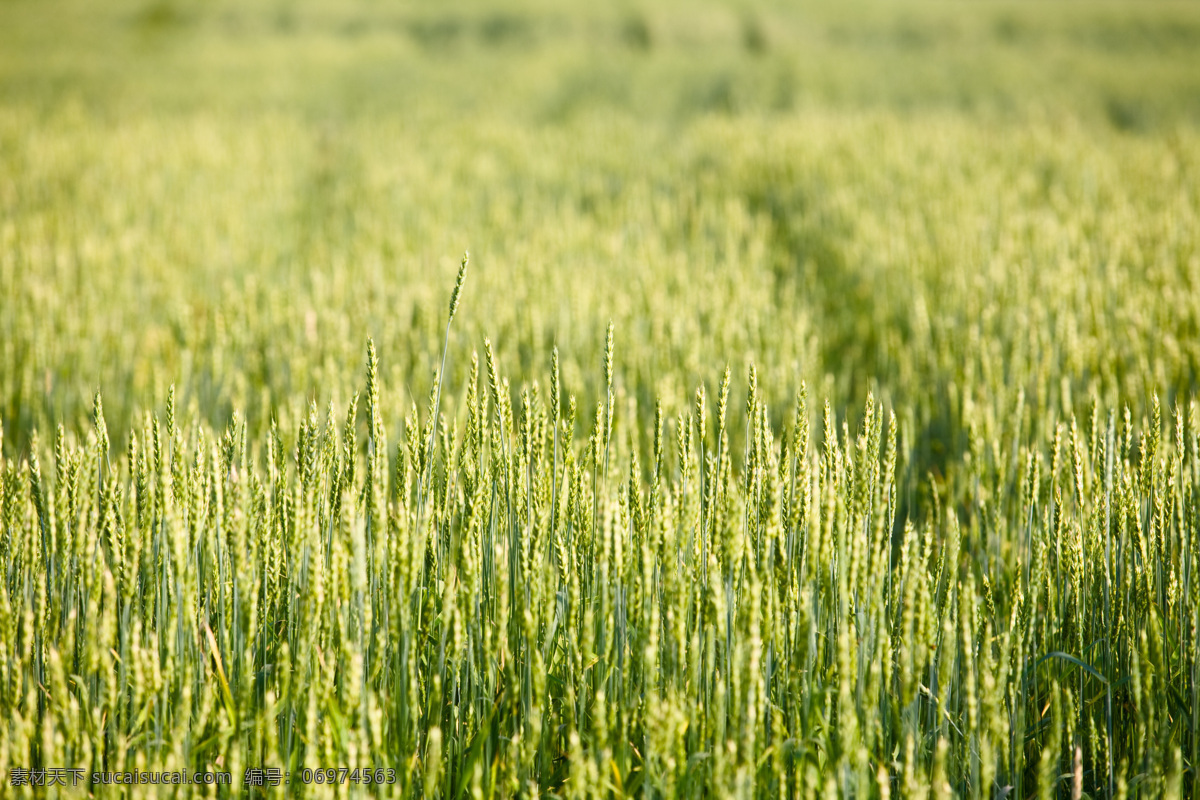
[{"xmin": 1, "ymin": 0, "xmax": 1199, "ymax": 797}]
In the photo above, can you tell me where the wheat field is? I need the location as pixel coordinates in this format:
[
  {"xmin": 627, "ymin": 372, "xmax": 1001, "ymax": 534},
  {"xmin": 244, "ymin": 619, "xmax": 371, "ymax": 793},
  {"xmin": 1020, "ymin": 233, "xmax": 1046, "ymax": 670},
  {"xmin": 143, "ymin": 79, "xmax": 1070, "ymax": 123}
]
[{"xmin": 1, "ymin": 0, "xmax": 1199, "ymax": 797}]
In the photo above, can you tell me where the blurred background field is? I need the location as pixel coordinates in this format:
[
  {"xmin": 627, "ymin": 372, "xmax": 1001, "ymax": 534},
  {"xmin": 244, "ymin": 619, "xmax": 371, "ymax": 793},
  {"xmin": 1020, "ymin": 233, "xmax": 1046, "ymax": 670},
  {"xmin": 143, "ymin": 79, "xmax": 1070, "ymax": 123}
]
[
  {"xmin": 4, "ymin": 0, "xmax": 1200, "ymax": 124},
  {"xmin": 2, "ymin": 0, "xmax": 1199, "ymax": 460}
]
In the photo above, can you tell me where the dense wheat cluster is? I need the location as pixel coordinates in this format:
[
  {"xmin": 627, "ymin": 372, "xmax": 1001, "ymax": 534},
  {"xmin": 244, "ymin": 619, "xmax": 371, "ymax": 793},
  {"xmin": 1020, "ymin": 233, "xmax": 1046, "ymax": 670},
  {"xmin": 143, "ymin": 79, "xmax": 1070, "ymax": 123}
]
[{"xmin": 2, "ymin": 0, "xmax": 1200, "ymax": 797}]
